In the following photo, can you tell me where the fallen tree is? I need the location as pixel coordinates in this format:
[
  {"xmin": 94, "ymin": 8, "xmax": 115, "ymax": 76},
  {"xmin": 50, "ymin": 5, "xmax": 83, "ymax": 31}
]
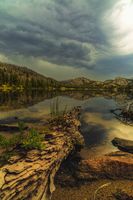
[
  {"xmin": 0, "ymin": 108, "xmax": 84, "ymax": 200},
  {"xmin": 111, "ymin": 101, "xmax": 133, "ymax": 126}
]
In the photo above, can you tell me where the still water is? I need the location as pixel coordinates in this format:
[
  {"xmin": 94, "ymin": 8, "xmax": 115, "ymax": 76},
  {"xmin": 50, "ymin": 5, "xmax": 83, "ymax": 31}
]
[
  {"xmin": 0, "ymin": 91, "xmax": 133, "ymax": 199},
  {"xmin": 0, "ymin": 91, "xmax": 133, "ymax": 154}
]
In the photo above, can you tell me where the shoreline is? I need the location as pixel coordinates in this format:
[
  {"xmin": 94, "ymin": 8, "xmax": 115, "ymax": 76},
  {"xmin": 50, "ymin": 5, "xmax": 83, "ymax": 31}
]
[{"xmin": 0, "ymin": 107, "xmax": 133, "ymax": 200}]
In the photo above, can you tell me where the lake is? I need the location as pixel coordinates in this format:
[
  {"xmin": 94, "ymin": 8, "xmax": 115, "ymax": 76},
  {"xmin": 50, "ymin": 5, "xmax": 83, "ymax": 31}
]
[{"xmin": 0, "ymin": 90, "xmax": 133, "ymax": 199}]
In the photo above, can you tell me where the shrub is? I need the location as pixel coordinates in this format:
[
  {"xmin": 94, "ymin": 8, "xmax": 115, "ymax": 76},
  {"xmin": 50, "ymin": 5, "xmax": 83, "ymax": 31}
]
[
  {"xmin": 21, "ymin": 129, "xmax": 45, "ymax": 150},
  {"xmin": 0, "ymin": 129, "xmax": 45, "ymax": 151}
]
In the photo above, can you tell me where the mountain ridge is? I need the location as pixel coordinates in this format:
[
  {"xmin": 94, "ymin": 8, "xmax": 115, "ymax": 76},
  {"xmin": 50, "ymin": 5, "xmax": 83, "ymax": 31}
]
[{"xmin": 0, "ymin": 61, "xmax": 132, "ymax": 91}]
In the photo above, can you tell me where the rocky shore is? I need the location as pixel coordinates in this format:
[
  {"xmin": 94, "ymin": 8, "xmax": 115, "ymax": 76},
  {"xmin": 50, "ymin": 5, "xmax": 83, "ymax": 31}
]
[
  {"xmin": 77, "ymin": 151, "xmax": 133, "ymax": 180},
  {"xmin": 52, "ymin": 150, "xmax": 133, "ymax": 200},
  {"xmin": 0, "ymin": 106, "xmax": 133, "ymax": 200}
]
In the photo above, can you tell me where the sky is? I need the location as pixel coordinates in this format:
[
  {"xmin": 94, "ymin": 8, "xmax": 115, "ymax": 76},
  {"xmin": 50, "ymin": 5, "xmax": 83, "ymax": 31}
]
[{"xmin": 0, "ymin": 0, "xmax": 133, "ymax": 80}]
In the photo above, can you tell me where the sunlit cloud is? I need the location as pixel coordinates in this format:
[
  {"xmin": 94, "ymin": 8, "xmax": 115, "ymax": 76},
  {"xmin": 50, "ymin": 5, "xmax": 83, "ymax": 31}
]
[{"xmin": 102, "ymin": 0, "xmax": 133, "ymax": 55}]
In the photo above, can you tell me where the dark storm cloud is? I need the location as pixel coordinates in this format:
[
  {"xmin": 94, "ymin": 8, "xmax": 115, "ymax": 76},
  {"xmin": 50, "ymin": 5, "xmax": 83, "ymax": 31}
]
[
  {"xmin": 97, "ymin": 54, "xmax": 133, "ymax": 78},
  {"xmin": 0, "ymin": 0, "xmax": 113, "ymax": 69},
  {"xmin": 0, "ymin": 19, "xmax": 95, "ymax": 68},
  {"xmin": 0, "ymin": 0, "xmax": 132, "ymax": 79}
]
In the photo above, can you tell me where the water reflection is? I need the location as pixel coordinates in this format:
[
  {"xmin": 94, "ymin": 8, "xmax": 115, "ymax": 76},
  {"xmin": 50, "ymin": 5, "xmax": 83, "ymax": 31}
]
[
  {"xmin": 0, "ymin": 90, "xmax": 132, "ymax": 111},
  {"xmin": 80, "ymin": 97, "xmax": 133, "ymax": 159},
  {"xmin": 0, "ymin": 90, "xmax": 55, "ymax": 111},
  {"xmin": 0, "ymin": 90, "xmax": 133, "ymax": 157}
]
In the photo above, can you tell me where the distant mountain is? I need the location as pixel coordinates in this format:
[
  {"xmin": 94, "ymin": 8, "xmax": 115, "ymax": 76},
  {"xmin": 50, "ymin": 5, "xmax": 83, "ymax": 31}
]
[
  {"xmin": 60, "ymin": 77, "xmax": 102, "ymax": 88},
  {"xmin": 0, "ymin": 62, "xmax": 59, "ymax": 90},
  {"xmin": 61, "ymin": 76, "xmax": 133, "ymax": 90},
  {"xmin": 61, "ymin": 77, "xmax": 93, "ymax": 85},
  {"xmin": 0, "ymin": 61, "xmax": 132, "ymax": 91},
  {"xmin": 102, "ymin": 77, "xmax": 133, "ymax": 90}
]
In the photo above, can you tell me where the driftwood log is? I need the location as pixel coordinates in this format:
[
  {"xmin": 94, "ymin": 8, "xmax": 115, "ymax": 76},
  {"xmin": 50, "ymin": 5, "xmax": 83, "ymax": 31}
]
[
  {"xmin": 111, "ymin": 108, "xmax": 133, "ymax": 126},
  {"xmin": 0, "ymin": 108, "xmax": 84, "ymax": 200},
  {"xmin": 112, "ymin": 137, "xmax": 133, "ymax": 153}
]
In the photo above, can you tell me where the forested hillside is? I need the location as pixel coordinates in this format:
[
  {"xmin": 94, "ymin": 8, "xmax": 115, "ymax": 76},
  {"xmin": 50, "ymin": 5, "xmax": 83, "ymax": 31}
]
[{"xmin": 0, "ymin": 62, "xmax": 59, "ymax": 90}]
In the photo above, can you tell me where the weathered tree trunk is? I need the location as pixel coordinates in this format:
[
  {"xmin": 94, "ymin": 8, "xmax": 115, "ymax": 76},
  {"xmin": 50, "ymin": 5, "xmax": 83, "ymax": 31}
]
[
  {"xmin": 0, "ymin": 109, "xmax": 84, "ymax": 200},
  {"xmin": 111, "ymin": 107, "xmax": 133, "ymax": 126}
]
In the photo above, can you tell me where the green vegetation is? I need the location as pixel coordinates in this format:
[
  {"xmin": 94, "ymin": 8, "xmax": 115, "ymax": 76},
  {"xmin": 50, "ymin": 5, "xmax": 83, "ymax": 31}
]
[
  {"xmin": 50, "ymin": 97, "xmax": 59, "ymax": 117},
  {"xmin": 50, "ymin": 97, "xmax": 68, "ymax": 117},
  {"xmin": 21, "ymin": 128, "xmax": 45, "ymax": 150},
  {"xmin": 0, "ymin": 62, "xmax": 59, "ymax": 91},
  {"xmin": 0, "ymin": 121, "xmax": 45, "ymax": 155},
  {"xmin": 0, "ymin": 120, "xmax": 45, "ymax": 165},
  {"xmin": 18, "ymin": 121, "xmax": 26, "ymax": 134},
  {"xmin": 0, "ymin": 134, "xmax": 20, "ymax": 151}
]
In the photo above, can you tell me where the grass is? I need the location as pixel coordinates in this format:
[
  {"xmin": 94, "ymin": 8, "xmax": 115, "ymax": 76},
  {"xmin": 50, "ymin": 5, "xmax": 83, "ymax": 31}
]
[
  {"xmin": 0, "ymin": 121, "xmax": 45, "ymax": 163},
  {"xmin": 50, "ymin": 97, "xmax": 68, "ymax": 118},
  {"xmin": 21, "ymin": 128, "xmax": 45, "ymax": 150},
  {"xmin": 18, "ymin": 121, "xmax": 26, "ymax": 134},
  {"xmin": 0, "ymin": 134, "xmax": 20, "ymax": 151},
  {"xmin": 0, "ymin": 128, "xmax": 44, "ymax": 151}
]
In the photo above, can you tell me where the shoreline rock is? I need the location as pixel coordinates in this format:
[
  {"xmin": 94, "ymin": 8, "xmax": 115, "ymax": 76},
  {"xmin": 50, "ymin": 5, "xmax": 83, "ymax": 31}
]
[
  {"xmin": 77, "ymin": 151, "xmax": 133, "ymax": 180},
  {"xmin": 112, "ymin": 137, "xmax": 133, "ymax": 153}
]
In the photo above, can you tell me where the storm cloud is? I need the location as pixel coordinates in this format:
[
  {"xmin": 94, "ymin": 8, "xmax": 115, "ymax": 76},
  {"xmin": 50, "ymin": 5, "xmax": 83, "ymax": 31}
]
[{"xmin": 0, "ymin": 0, "xmax": 132, "ymax": 80}]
